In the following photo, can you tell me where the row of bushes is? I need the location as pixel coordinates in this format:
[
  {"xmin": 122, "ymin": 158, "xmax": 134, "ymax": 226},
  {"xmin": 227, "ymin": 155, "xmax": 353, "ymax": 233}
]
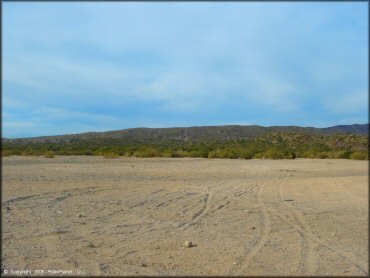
[
  {"xmin": 2, "ymin": 132, "xmax": 368, "ymax": 160},
  {"xmin": 3, "ymin": 148, "xmax": 368, "ymax": 160}
]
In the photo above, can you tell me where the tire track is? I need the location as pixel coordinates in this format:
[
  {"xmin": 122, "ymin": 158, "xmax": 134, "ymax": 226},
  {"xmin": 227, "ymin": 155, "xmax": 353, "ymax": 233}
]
[
  {"xmin": 179, "ymin": 192, "xmax": 211, "ymax": 230},
  {"xmin": 270, "ymin": 191, "xmax": 368, "ymax": 275},
  {"xmin": 277, "ymin": 182, "xmax": 317, "ymax": 275},
  {"xmin": 234, "ymin": 184, "xmax": 259, "ymax": 197},
  {"xmin": 38, "ymin": 228, "xmax": 103, "ymax": 275},
  {"xmin": 177, "ymin": 179, "xmax": 240, "ymax": 230},
  {"xmin": 230, "ymin": 182, "xmax": 271, "ymax": 275}
]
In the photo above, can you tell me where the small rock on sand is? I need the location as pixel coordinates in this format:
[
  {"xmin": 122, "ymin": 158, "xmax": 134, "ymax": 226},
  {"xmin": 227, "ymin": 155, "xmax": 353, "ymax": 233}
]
[{"xmin": 183, "ymin": 241, "xmax": 193, "ymax": 248}]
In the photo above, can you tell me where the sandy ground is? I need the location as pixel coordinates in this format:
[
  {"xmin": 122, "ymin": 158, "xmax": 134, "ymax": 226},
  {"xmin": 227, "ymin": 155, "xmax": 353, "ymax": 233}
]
[{"xmin": 2, "ymin": 156, "xmax": 368, "ymax": 276}]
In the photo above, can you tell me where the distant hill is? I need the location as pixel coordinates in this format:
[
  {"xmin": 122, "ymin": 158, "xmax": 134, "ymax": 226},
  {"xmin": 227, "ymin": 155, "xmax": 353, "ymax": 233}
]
[
  {"xmin": 2, "ymin": 124, "xmax": 368, "ymax": 160},
  {"xmin": 3, "ymin": 124, "xmax": 368, "ymax": 144}
]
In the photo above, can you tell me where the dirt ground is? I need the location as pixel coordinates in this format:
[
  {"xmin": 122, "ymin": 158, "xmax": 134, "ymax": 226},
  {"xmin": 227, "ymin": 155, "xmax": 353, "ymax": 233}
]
[{"xmin": 2, "ymin": 156, "xmax": 368, "ymax": 276}]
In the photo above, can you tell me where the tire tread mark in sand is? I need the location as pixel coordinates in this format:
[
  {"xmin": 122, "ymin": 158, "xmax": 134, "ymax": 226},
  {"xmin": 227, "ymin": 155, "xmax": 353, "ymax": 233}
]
[
  {"xmin": 144, "ymin": 191, "xmax": 194, "ymax": 211},
  {"xmin": 39, "ymin": 228, "xmax": 103, "ymax": 275},
  {"xmin": 230, "ymin": 183, "xmax": 271, "ymax": 275},
  {"xmin": 207, "ymin": 200, "xmax": 231, "ymax": 214},
  {"xmin": 178, "ymin": 181, "xmax": 240, "ymax": 229},
  {"xmin": 3, "ymin": 194, "xmax": 40, "ymax": 204},
  {"xmin": 128, "ymin": 201, "xmax": 148, "ymax": 209},
  {"xmin": 216, "ymin": 201, "xmax": 230, "ymax": 211},
  {"xmin": 179, "ymin": 193, "xmax": 210, "ymax": 230},
  {"xmin": 271, "ymin": 207, "xmax": 368, "ymax": 275},
  {"xmin": 46, "ymin": 216, "xmax": 103, "ymax": 275},
  {"xmin": 270, "ymin": 195, "xmax": 368, "ymax": 275},
  {"xmin": 234, "ymin": 184, "xmax": 259, "ymax": 197},
  {"xmin": 277, "ymin": 182, "xmax": 317, "ymax": 275},
  {"xmin": 3, "ymin": 187, "xmax": 118, "ymax": 207}
]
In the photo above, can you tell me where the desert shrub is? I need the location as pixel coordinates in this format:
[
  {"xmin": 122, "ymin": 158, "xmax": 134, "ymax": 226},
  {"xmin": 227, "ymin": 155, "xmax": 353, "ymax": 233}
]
[
  {"xmin": 164, "ymin": 149, "xmax": 184, "ymax": 158},
  {"xmin": 318, "ymin": 152, "xmax": 329, "ymax": 159},
  {"xmin": 161, "ymin": 150, "xmax": 173, "ymax": 158},
  {"xmin": 263, "ymin": 148, "xmax": 285, "ymax": 159},
  {"xmin": 178, "ymin": 150, "xmax": 191, "ymax": 157},
  {"xmin": 187, "ymin": 150, "xmax": 201, "ymax": 158},
  {"xmin": 304, "ymin": 151, "xmax": 318, "ymax": 158},
  {"xmin": 84, "ymin": 150, "xmax": 94, "ymax": 155},
  {"xmin": 123, "ymin": 152, "xmax": 132, "ymax": 158},
  {"xmin": 253, "ymin": 153, "xmax": 264, "ymax": 159},
  {"xmin": 349, "ymin": 151, "xmax": 368, "ymax": 160},
  {"xmin": 207, "ymin": 150, "xmax": 219, "ymax": 158},
  {"xmin": 22, "ymin": 148, "xmax": 36, "ymax": 156},
  {"xmin": 219, "ymin": 149, "xmax": 236, "ymax": 159},
  {"xmin": 200, "ymin": 152, "xmax": 209, "ymax": 158},
  {"xmin": 333, "ymin": 150, "xmax": 352, "ymax": 159},
  {"xmin": 2, "ymin": 150, "xmax": 13, "ymax": 156},
  {"xmin": 208, "ymin": 148, "xmax": 237, "ymax": 159},
  {"xmin": 208, "ymin": 149, "xmax": 227, "ymax": 159},
  {"xmin": 289, "ymin": 152, "xmax": 296, "ymax": 159},
  {"xmin": 134, "ymin": 148, "xmax": 160, "ymax": 158},
  {"xmin": 323, "ymin": 151, "xmax": 337, "ymax": 159},
  {"xmin": 104, "ymin": 152, "xmax": 119, "ymax": 158},
  {"xmin": 239, "ymin": 150, "xmax": 254, "ymax": 159},
  {"xmin": 123, "ymin": 150, "xmax": 135, "ymax": 157},
  {"xmin": 44, "ymin": 151, "xmax": 55, "ymax": 158}
]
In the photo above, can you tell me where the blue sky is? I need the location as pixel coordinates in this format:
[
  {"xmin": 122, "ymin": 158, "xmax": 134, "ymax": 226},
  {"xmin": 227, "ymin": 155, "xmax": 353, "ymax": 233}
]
[{"xmin": 3, "ymin": 2, "xmax": 368, "ymax": 138}]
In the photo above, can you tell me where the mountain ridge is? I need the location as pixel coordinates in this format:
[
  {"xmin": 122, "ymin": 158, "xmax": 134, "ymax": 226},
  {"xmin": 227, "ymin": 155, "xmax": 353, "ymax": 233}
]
[{"xmin": 3, "ymin": 124, "xmax": 368, "ymax": 143}]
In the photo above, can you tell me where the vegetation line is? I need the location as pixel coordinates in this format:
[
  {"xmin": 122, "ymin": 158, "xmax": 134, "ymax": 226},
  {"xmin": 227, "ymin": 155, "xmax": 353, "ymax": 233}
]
[{"xmin": 2, "ymin": 132, "xmax": 368, "ymax": 160}]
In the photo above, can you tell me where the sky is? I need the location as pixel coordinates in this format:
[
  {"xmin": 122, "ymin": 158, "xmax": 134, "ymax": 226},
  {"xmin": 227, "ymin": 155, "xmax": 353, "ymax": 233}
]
[{"xmin": 3, "ymin": 2, "xmax": 368, "ymax": 138}]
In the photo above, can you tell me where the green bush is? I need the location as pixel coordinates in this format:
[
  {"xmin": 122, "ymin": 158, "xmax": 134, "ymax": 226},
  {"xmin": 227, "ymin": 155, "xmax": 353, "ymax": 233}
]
[
  {"xmin": 253, "ymin": 153, "xmax": 264, "ymax": 159},
  {"xmin": 2, "ymin": 150, "xmax": 13, "ymax": 156},
  {"xmin": 264, "ymin": 148, "xmax": 285, "ymax": 159},
  {"xmin": 2, "ymin": 131, "xmax": 368, "ymax": 160},
  {"xmin": 44, "ymin": 151, "xmax": 55, "ymax": 158},
  {"xmin": 168, "ymin": 150, "xmax": 185, "ymax": 158},
  {"xmin": 208, "ymin": 150, "xmax": 219, "ymax": 158},
  {"xmin": 208, "ymin": 149, "xmax": 237, "ymax": 159},
  {"xmin": 240, "ymin": 150, "xmax": 254, "ymax": 159},
  {"xmin": 333, "ymin": 150, "xmax": 352, "ymax": 159},
  {"xmin": 134, "ymin": 148, "xmax": 160, "ymax": 158},
  {"xmin": 104, "ymin": 152, "xmax": 119, "ymax": 158},
  {"xmin": 349, "ymin": 151, "xmax": 368, "ymax": 160},
  {"xmin": 304, "ymin": 151, "xmax": 318, "ymax": 158},
  {"xmin": 318, "ymin": 152, "xmax": 329, "ymax": 159},
  {"xmin": 84, "ymin": 150, "xmax": 94, "ymax": 156},
  {"xmin": 161, "ymin": 150, "xmax": 173, "ymax": 158}
]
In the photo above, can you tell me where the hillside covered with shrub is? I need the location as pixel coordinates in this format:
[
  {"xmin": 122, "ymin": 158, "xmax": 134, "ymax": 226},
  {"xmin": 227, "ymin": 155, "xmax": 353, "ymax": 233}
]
[{"xmin": 2, "ymin": 125, "xmax": 368, "ymax": 160}]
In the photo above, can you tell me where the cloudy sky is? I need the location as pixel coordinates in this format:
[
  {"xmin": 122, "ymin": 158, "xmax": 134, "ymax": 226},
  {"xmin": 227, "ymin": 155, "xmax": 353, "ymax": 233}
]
[{"xmin": 3, "ymin": 2, "xmax": 368, "ymax": 138}]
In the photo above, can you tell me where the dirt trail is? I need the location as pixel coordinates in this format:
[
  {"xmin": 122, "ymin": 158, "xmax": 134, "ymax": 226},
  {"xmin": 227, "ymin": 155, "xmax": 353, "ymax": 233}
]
[{"xmin": 2, "ymin": 157, "xmax": 368, "ymax": 276}]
